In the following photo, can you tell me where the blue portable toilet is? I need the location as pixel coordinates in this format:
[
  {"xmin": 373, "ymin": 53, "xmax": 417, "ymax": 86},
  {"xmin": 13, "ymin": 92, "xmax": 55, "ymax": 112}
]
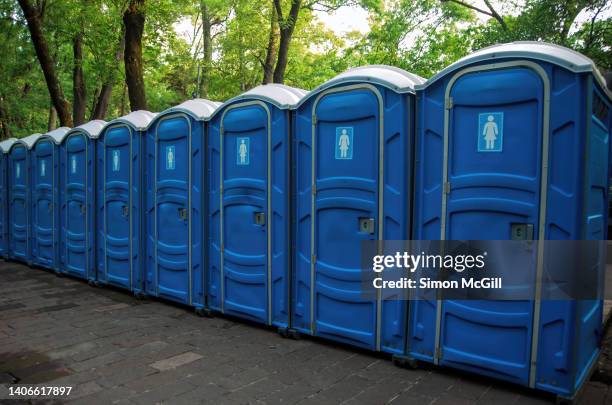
[
  {"xmin": 0, "ymin": 138, "xmax": 17, "ymax": 259},
  {"xmin": 208, "ymin": 84, "xmax": 307, "ymax": 327},
  {"xmin": 59, "ymin": 121, "xmax": 106, "ymax": 281},
  {"xmin": 144, "ymin": 99, "xmax": 219, "ymax": 309},
  {"xmin": 31, "ymin": 127, "xmax": 70, "ymax": 271},
  {"xmin": 96, "ymin": 111, "xmax": 155, "ymax": 293},
  {"xmin": 8, "ymin": 134, "xmax": 42, "ymax": 264},
  {"xmin": 292, "ymin": 66, "xmax": 425, "ymax": 352},
  {"xmin": 410, "ymin": 42, "xmax": 612, "ymax": 399}
]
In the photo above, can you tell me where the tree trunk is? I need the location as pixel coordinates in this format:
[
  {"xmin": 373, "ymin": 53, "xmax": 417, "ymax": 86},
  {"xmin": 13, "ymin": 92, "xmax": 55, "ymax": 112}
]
[
  {"xmin": 200, "ymin": 2, "xmax": 212, "ymax": 98},
  {"xmin": 92, "ymin": 84, "xmax": 114, "ymax": 119},
  {"xmin": 72, "ymin": 32, "xmax": 87, "ymax": 126},
  {"xmin": 90, "ymin": 87, "xmax": 100, "ymax": 117},
  {"xmin": 262, "ymin": 7, "xmax": 278, "ymax": 84},
  {"xmin": 272, "ymin": 0, "xmax": 301, "ymax": 84},
  {"xmin": 18, "ymin": 0, "xmax": 73, "ymax": 126},
  {"xmin": 47, "ymin": 103, "xmax": 57, "ymax": 131},
  {"xmin": 0, "ymin": 96, "xmax": 11, "ymax": 140},
  {"xmin": 120, "ymin": 83, "xmax": 128, "ymax": 116},
  {"xmin": 92, "ymin": 35, "xmax": 125, "ymax": 119},
  {"xmin": 123, "ymin": 0, "xmax": 147, "ymax": 111}
]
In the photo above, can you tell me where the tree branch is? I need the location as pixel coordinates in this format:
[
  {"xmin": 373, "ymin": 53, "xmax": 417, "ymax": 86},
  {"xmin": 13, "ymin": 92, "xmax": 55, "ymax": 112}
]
[
  {"xmin": 273, "ymin": 0, "xmax": 283, "ymax": 22},
  {"xmin": 441, "ymin": 0, "xmax": 494, "ymax": 17},
  {"xmin": 586, "ymin": 3, "xmax": 606, "ymax": 49},
  {"xmin": 442, "ymin": 0, "xmax": 507, "ymax": 30},
  {"xmin": 301, "ymin": 1, "xmax": 343, "ymax": 13},
  {"xmin": 482, "ymin": 0, "xmax": 508, "ymax": 30},
  {"xmin": 17, "ymin": 0, "xmax": 72, "ymax": 126}
]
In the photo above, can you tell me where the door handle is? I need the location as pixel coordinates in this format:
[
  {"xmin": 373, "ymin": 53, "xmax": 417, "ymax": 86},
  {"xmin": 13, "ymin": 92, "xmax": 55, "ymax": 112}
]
[
  {"xmin": 359, "ymin": 217, "xmax": 375, "ymax": 235},
  {"xmin": 511, "ymin": 223, "xmax": 534, "ymax": 241},
  {"xmin": 48, "ymin": 202, "xmax": 53, "ymax": 212},
  {"xmin": 122, "ymin": 205, "xmax": 129, "ymax": 217},
  {"xmin": 254, "ymin": 212, "xmax": 266, "ymax": 226},
  {"xmin": 80, "ymin": 204, "xmax": 86, "ymax": 215},
  {"xmin": 178, "ymin": 208, "xmax": 188, "ymax": 221}
]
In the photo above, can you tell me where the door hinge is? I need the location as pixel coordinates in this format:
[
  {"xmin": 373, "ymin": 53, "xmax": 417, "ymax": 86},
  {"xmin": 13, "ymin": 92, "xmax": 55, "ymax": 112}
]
[
  {"xmin": 311, "ymin": 254, "xmax": 316, "ymax": 263},
  {"xmin": 221, "ymin": 244, "xmax": 224, "ymax": 253},
  {"xmin": 445, "ymin": 97, "xmax": 453, "ymax": 110},
  {"xmin": 444, "ymin": 182, "xmax": 451, "ymax": 194},
  {"xmin": 312, "ymin": 184, "xmax": 316, "ymax": 195},
  {"xmin": 435, "ymin": 347, "xmax": 443, "ymax": 359}
]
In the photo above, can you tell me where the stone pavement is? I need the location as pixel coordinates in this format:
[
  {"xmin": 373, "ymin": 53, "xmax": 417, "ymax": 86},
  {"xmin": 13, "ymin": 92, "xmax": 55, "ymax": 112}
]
[{"xmin": 0, "ymin": 260, "xmax": 610, "ymax": 404}]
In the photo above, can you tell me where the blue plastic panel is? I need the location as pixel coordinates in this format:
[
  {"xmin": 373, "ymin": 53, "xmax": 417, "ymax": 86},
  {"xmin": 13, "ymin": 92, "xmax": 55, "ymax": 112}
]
[
  {"xmin": 145, "ymin": 114, "xmax": 204, "ymax": 308},
  {"xmin": 536, "ymin": 79, "xmax": 610, "ymax": 395},
  {"xmin": 293, "ymin": 83, "xmax": 412, "ymax": 353},
  {"xmin": 208, "ymin": 101, "xmax": 290, "ymax": 327},
  {"xmin": 96, "ymin": 124, "xmax": 142, "ymax": 292},
  {"xmin": 224, "ymin": 106, "xmax": 268, "ymax": 323},
  {"xmin": 60, "ymin": 133, "xmax": 95, "ymax": 281},
  {"xmin": 0, "ymin": 155, "xmax": 8, "ymax": 258},
  {"xmin": 440, "ymin": 67, "xmax": 544, "ymax": 385},
  {"xmin": 411, "ymin": 57, "xmax": 611, "ymax": 397},
  {"xmin": 8, "ymin": 145, "xmax": 29, "ymax": 262},
  {"xmin": 31, "ymin": 139, "xmax": 57, "ymax": 269}
]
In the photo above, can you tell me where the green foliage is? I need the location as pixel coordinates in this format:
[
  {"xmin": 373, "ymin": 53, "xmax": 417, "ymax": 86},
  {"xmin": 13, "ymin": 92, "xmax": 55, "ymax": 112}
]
[
  {"xmin": 1, "ymin": 0, "xmax": 610, "ymax": 138},
  {"xmin": 348, "ymin": 0, "xmax": 477, "ymax": 78},
  {"xmin": 0, "ymin": 0, "xmax": 51, "ymax": 137}
]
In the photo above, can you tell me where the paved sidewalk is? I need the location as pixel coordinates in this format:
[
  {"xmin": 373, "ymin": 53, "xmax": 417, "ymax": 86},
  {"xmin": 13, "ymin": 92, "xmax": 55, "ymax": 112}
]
[{"xmin": 0, "ymin": 261, "xmax": 609, "ymax": 404}]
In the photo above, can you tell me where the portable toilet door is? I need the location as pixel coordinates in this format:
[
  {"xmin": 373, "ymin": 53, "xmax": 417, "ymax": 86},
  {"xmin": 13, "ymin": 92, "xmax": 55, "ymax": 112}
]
[
  {"xmin": 410, "ymin": 42, "xmax": 612, "ymax": 398},
  {"xmin": 145, "ymin": 99, "xmax": 219, "ymax": 308},
  {"xmin": 208, "ymin": 84, "xmax": 307, "ymax": 327},
  {"xmin": 0, "ymin": 138, "xmax": 17, "ymax": 259},
  {"xmin": 8, "ymin": 134, "xmax": 42, "ymax": 264},
  {"xmin": 31, "ymin": 127, "xmax": 70, "ymax": 271},
  {"xmin": 60, "ymin": 121, "xmax": 105, "ymax": 281},
  {"xmin": 293, "ymin": 66, "xmax": 424, "ymax": 352},
  {"xmin": 96, "ymin": 111, "xmax": 154, "ymax": 293}
]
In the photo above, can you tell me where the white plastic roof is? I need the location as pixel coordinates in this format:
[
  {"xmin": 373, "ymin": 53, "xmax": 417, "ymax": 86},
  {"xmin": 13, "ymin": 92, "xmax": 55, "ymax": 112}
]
[
  {"xmin": 0, "ymin": 138, "xmax": 17, "ymax": 153},
  {"xmin": 105, "ymin": 110, "xmax": 157, "ymax": 131},
  {"xmin": 37, "ymin": 127, "xmax": 71, "ymax": 145},
  {"xmin": 220, "ymin": 84, "xmax": 308, "ymax": 111},
  {"xmin": 296, "ymin": 65, "xmax": 425, "ymax": 108},
  {"xmin": 165, "ymin": 99, "xmax": 220, "ymax": 121},
  {"xmin": 421, "ymin": 41, "xmax": 609, "ymax": 93},
  {"xmin": 329, "ymin": 65, "xmax": 424, "ymax": 92},
  {"xmin": 65, "ymin": 119, "xmax": 107, "ymax": 139},
  {"xmin": 13, "ymin": 133, "xmax": 43, "ymax": 150}
]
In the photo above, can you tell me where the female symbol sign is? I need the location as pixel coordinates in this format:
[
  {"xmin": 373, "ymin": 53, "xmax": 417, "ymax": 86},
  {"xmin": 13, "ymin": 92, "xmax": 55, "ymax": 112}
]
[
  {"xmin": 478, "ymin": 112, "xmax": 504, "ymax": 152},
  {"xmin": 236, "ymin": 137, "xmax": 250, "ymax": 165},
  {"xmin": 335, "ymin": 127, "xmax": 354, "ymax": 159}
]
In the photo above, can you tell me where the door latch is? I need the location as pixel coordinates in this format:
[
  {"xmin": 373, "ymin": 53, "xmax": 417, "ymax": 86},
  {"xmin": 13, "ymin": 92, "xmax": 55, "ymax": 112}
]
[
  {"xmin": 48, "ymin": 202, "xmax": 53, "ymax": 212},
  {"xmin": 178, "ymin": 207, "xmax": 188, "ymax": 221},
  {"xmin": 80, "ymin": 204, "xmax": 86, "ymax": 215},
  {"xmin": 359, "ymin": 217, "xmax": 375, "ymax": 234},
  {"xmin": 511, "ymin": 223, "xmax": 534, "ymax": 241},
  {"xmin": 254, "ymin": 212, "xmax": 266, "ymax": 226},
  {"xmin": 122, "ymin": 205, "xmax": 129, "ymax": 217}
]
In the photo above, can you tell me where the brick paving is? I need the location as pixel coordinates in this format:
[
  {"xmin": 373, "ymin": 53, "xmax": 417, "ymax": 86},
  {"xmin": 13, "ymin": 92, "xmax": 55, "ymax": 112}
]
[{"xmin": 0, "ymin": 260, "xmax": 610, "ymax": 404}]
